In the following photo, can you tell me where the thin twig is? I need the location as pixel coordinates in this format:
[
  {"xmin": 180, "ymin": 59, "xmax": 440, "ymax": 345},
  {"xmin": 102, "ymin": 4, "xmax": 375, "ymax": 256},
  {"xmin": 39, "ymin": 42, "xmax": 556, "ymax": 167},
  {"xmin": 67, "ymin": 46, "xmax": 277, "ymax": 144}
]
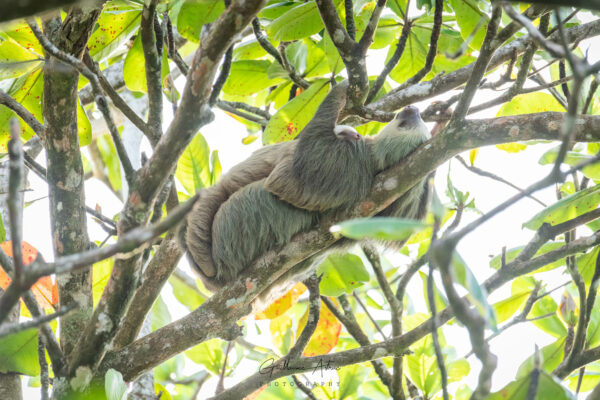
[
  {"xmin": 215, "ymin": 341, "xmax": 233, "ymax": 394},
  {"xmin": 321, "ymin": 296, "xmax": 395, "ymax": 392},
  {"xmin": 288, "ymin": 275, "xmax": 321, "ymax": 359},
  {"xmin": 361, "ymin": 244, "xmax": 404, "ymax": 397},
  {"xmin": 426, "ymin": 218, "xmax": 449, "ymax": 400},
  {"xmin": 22, "ymin": 152, "xmax": 117, "ymax": 230},
  {"xmin": 396, "ymin": 0, "xmax": 443, "ymax": 89},
  {"xmin": 0, "ymin": 303, "xmax": 77, "ymax": 339},
  {"xmin": 38, "ymin": 331, "xmax": 49, "ymax": 400},
  {"xmin": 366, "ymin": 2, "xmax": 411, "ymax": 103},
  {"xmin": 165, "ymin": 12, "xmax": 189, "ymax": 75},
  {"xmin": 352, "ymin": 292, "xmax": 386, "ymax": 339},
  {"xmin": 209, "ymin": 45, "xmax": 233, "ymax": 106},
  {"xmin": 455, "ymin": 155, "xmax": 547, "ymax": 207},
  {"xmin": 345, "ymin": 0, "xmax": 355, "ymax": 40},
  {"xmin": 251, "ymin": 19, "xmax": 309, "ymax": 88},
  {"xmin": 451, "ymin": 4, "xmax": 502, "ymax": 123},
  {"xmin": 293, "ymin": 375, "xmax": 318, "ymax": 400},
  {"xmin": 84, "ymin": 51, "xmax": 150, "ymax": 136}
]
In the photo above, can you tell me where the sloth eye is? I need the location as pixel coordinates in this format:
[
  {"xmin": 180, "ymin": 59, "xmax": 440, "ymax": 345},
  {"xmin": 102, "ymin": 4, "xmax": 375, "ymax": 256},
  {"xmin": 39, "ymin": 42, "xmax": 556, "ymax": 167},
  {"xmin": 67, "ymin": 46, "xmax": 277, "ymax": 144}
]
[{"xmin": 398, "ymin": 120, "xmax": 407, "ymax": 128}]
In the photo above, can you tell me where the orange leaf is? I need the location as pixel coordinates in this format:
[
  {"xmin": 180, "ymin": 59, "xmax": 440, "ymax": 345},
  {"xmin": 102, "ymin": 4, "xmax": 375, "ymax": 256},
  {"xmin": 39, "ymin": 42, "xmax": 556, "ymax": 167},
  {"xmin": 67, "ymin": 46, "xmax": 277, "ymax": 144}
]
[
  {"xmin": 255, "ymin": 283, "xmax": 306, "ymax": 320},
  {"xmin": 297, "ymin": 299, "xmax": 342, "ymax": 357},
  {"xmin": 0, "ymin": 241, "xmax": 57, "ymax": 309}
]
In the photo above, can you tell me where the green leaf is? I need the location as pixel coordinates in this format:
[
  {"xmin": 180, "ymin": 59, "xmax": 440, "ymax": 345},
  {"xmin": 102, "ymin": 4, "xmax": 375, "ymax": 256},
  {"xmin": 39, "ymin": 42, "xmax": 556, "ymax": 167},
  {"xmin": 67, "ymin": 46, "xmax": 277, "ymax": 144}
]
[
  {"xmin": 96, "ymin": 134, "xmax": 123, "ymax": 193},
  {"xmin": 323, "ymin": 33, "xmax": 345, "ymax": 75},
  {"xmin": 185, "ymin": 338, "xmax": 225, "ymax": 375},
  {"xmin": 539, "ymin": 146, "xmax": 600, "ymax": 180},
  {"xmin": 420, "ymin": 271, "xmax": 448, "ymax": 313},
  {"xmin": 105, "ymin": 369, "xmax": 128, "ymax": 400},
  {"xmin": 210, "ymin": 150, "xmax": 222, "ymax": 185},
  {"xmin": 389, "ymin": 22, "xmax": 473, "ymax": 84},
  {"xmin": 523, "ymin": 184, "xmax": 600, "ymax": 230},
  {"xmin": 223, "ymin": 60, "xmax": 284, "ymax": 96},
  {"xmin": 92, "ymin": 258, "xmax": 113, "ymax": 307},
  {"xmin": 317, "ymin": 253, "xmax": 370, "ymax": 296},
  {"xmin": 0, "ymin": 218, "xmax": 5, "ymax": 243},
  {"xmin": 263, "ymin": 78, "xmax": 330, "ymax": 144},
  {"xmin": 0, "ymin": 328, "xmax": 40, "ymax": 376},
  {"xmin": 576, "ymin": 246, "xmax": 599, "ymax": 285},
  {"xmin": 331, "ymin": 217, "xmax": 429, "ymax": 241},
  {"xmin": 259, "ymin": 2, "xmax": 299, "ymax": 19},
  {"xmin": 448, "ymin": 0, "xmax": 488, "ymax": 51},
  {"xmin": 266, "ymin": 1, "xmax": 340, "ymax": 41},
  {"xmin": 87, "ymin": 1, "xmax": 143, "ymax": 61},
  {"xmin": 0, "ymin": 40, "xmax": 41, "ymax": 80},
  {"xmin": 497, "ymin": 92, "xmax": 565, "ymax": 116},
  {"xmin": 0, "ymin": 70, "xmax": 42, "ymax": 151},
  {"xmin": 0, "ymin": 21, "xmax": 43, "ymax": 55},
  {"xmin": 451, "ymin": 253, "xmax": 497, "ymax": 329},
  {"xmin": 177, "ymin": 0, "xmax": 225, "ymax": 43},
  {"xmin": 77, "ymin": 96, "xmax": 92, "ymax": 147},
  {"xmin": 123, "ymin": 33, "xmax": 170, "ymax": 93},
  {"xmin": 489, "ymin": 371, "xmax": 576, "ymax": 400},
  {"xmin": 169, "ymin": 276, "xmax": 206, "ymax": 310},
  {"xmin": 338, "ymin": 364, "xmax": 370, "ymax": 399},
  {"xmin": 176, "ymin": 133, "xmax": 212, "ymax": 194},
  {"xmin": 516, "ymin": 338, "xmax": 566, "ymax": 378},
  {"xmin": 530, "ymin": 295, "xmax": 567, "ymax": 338},
  {"xmin": 232, "ymin": 39, "xmax": 267, "ymax": 61},
  {"xmin": 493, "ymin": 288, "xmax": 531, "ymax": 324},
  {"xmin": 566, "ymin": 363, "xmax": 600, "ymax": 392},
  {"xmin": 151, "ymin": 295, "xmax": 172, "ymax": 331}
]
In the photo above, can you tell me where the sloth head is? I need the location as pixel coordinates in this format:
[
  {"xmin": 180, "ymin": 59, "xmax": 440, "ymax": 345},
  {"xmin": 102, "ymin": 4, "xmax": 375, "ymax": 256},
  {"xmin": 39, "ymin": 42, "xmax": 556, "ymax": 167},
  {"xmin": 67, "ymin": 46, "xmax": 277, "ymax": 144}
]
[
  {"xmin": 333, "ymin": 125, "xmax": 362, "ymax": 142},
  {"xmin": 380, "ymin": 105, "xmax": 431, "ymax": 140}
]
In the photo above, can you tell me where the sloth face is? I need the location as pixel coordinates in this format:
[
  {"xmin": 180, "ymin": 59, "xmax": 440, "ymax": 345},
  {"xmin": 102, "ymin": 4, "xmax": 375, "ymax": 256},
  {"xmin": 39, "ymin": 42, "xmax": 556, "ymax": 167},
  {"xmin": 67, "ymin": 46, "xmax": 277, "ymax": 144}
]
[
  {"xmin": 334, "ymin": 125, "xmax": 362, "ymax": 142},
  {"xmin": 392, "ymin": 106, "xmax": 430, "ymax": 140}
]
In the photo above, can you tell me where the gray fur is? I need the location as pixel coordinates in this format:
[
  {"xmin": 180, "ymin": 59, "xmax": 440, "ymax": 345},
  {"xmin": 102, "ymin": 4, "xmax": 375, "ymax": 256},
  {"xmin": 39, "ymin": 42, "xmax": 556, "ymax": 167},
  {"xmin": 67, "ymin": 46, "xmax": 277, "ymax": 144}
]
[
  {"xmin": 180, "ymin": 89, "xmax": 432, "ymax": 292},
  {"xmin": 266, "ymin": 82, "xmax": 374, "ymax": 211}
]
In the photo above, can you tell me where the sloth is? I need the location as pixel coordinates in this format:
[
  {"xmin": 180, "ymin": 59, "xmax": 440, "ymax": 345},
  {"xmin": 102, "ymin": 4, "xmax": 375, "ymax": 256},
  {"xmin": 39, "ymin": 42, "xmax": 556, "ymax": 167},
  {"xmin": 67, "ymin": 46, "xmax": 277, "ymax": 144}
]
[{"xmin": 179, "ymin": 82, "xmax": 432, "ymax": 294}]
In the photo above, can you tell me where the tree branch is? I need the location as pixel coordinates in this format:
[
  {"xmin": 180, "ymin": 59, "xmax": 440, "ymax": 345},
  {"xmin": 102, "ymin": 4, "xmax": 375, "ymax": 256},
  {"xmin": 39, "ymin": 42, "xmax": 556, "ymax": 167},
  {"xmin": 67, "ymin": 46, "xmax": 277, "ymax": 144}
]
[{"xmin": 98, "ymin": 111, "xmax": 600, "ymax": 381}]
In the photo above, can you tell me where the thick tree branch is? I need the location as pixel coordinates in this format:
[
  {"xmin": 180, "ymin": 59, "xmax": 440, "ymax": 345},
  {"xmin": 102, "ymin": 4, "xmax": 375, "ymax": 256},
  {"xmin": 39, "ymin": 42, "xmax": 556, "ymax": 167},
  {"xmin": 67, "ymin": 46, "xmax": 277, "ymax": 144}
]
[
  {"xmin": 99, "ymin": 112, "xmax": 600, "ymax": 381},
  {"xmin": 141, "ymin": 0, "xmax": 163, "ymax": 144}
]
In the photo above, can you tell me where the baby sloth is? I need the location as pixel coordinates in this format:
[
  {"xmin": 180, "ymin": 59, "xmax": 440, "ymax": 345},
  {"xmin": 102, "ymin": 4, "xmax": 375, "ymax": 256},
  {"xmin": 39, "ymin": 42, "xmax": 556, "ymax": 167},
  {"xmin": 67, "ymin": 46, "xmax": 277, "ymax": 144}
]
[{"xmin": 180, "ymin": 83, "xmax": 431, "ymax": 292}]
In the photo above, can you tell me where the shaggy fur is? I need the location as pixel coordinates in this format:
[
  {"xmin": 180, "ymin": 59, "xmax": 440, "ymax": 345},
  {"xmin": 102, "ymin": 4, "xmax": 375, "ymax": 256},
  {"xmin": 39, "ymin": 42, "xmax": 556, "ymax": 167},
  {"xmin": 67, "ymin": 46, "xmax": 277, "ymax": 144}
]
[{"xmin": 179, "ymin": 88, "xmax": 432, "ymax": 292}]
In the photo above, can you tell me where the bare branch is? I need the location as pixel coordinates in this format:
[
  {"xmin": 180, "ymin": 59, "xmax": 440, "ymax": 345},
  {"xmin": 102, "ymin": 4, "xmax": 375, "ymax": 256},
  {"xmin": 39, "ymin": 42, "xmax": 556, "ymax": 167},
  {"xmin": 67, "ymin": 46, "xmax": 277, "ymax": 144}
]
[
  {"xmin": 455, "ymin": 155, "xmax": 546, "ymax": 207},
  {"xmin": 0, "ymin": 303, "xmax": 76, "ymax": 339},
  {"xmin": 451, "ymin": 3, "xmax": 502, "ymax": 123},
  {"xmin": 321, "ymin": 296, "xmax": 394, "ymax": 392},
  {"xmin": 396, "ymin": 0, "xmax": 443, "ymax": 89},
  {"xmin": 345, "ymin": 0, "xmax": 355, "ymax": 40},
  {"xmin": 357, "ymin": 0, "xmax": 387, "ymax": 54},
  {"xmin": 141, "ymin": 0, "xmax": 163, "ymax": 144},
  {"xmin": 366, "ymin": 4, "xmax": 411, "ymax": 104},
  {"xmin": 0, "ymin": 91, "xmax": 45, "ymax": 138}
]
